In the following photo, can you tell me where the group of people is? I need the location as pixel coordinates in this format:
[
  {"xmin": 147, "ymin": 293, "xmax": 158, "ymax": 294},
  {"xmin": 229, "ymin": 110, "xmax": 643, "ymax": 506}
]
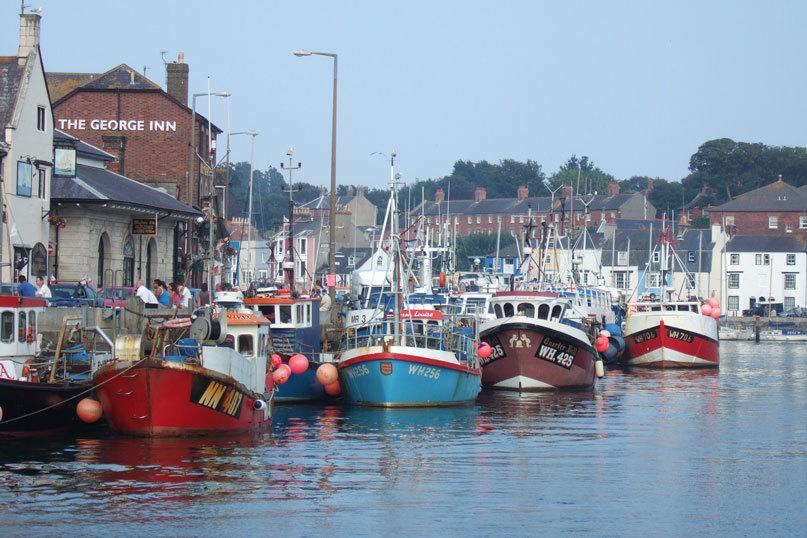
[
  {"xmin": 135, "ymin": 279, "xmax": 208, "ymax": 308},
  {"xmin": 17, "ymin": 275, "xmax": 51, "ymax": 298}
]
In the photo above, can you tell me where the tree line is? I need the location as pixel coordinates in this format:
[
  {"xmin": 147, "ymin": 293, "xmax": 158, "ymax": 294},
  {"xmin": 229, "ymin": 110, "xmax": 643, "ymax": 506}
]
[{"xmin": 226, "ymin": 138, "xmax": 807, "ymax": 235}]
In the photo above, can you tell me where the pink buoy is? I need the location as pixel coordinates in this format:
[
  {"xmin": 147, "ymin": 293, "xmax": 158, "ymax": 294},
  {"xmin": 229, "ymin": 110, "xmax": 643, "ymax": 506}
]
[
  {"xmin": 477, "ymin": 343, "xmax": 492, "ymax": 359},
  {"xmin": 324, "ymin": 380, "xmax": 341, "ymax": 396},
  {"xmin": 710, "ymin": 307, "xmax": 721, "ymax": 319},
  {"xmin": 76, "ymin": 398, "xmax": 103, "ymax": 424},
  {"xmin": 316, "ymin": 363, "xmax": 338, "ymax": 386},
  {"xmin": 271, "ymin": 354, "xmax": 282, "ymax": 369},
  {"xmin": 708, "ymin": 297, "xmax": 719, "ymax": 308},
  {"xmin": 595, "ymin": 336, "xmax": 609, "ymax": 353},
  {"xmin": 701, "ymin": 304, "xmax": 712, "ymax": 316},
  {"xmin": 272, "ymin": 364, "xmax": 292, "ymax": 385},
  {"xmin": 288, "ymin": 354, "xmax": 309, "ymax": 375}
]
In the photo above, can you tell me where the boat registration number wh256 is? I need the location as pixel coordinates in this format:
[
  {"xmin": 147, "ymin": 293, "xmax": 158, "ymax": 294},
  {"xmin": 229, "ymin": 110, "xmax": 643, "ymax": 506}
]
[
  {"xmin": 190, "ymin": 376, "xmax": 243, "ymax": 419},
  {"xmin": 408, "ymin": 364, "xmax": 441, "ymax": 380},
  {"xmin": 535, "ymin": 336, "xmax": 576, "ymax": 370}
]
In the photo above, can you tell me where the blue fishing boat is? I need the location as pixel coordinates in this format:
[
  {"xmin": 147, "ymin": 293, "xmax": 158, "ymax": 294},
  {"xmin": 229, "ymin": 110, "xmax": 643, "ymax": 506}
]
[
  {"xmin": 339, "ymin": 308, "xmax": 481, "ymax": 406},
  {"xmin": 246, "ymin": 293, "xmax": 326, "ymax": 402}
]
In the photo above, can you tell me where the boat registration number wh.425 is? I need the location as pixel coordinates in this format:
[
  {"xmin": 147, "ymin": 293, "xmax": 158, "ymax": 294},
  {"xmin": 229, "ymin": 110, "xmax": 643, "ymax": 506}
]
[
  {"xmin": 408, "ymin": 364, "xmax": 441, "ymax": 380},
  {"xmin": 535, "ymin": 336, "xmax": 576, "ymax": 370},
  {"xmin": 189, "ymin": 376, "xmax": 243, "ymax": 419},
  {"xmin": 480, "ymin": 335, "xmax": 506, "ymax": 366}
]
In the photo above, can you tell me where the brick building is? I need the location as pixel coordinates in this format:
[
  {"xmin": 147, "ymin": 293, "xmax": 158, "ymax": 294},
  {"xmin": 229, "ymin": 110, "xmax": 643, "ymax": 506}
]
[
  {"xmin": 709, "ymin": 178, "xmax": 807, "ymax": 237},
  {"xmin": 46, "ymin": 56, "xmax": 221, "ymax": 205},
  {"xmin": 410, "ymin": 182, "xmax": 654, "ymax": 238}
]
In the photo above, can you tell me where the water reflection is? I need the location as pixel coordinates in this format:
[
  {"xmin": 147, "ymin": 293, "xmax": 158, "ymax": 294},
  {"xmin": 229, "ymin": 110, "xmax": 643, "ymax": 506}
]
[{"xmin": 0, "ymin": 341, "xmax": 805, "ymax": 535}]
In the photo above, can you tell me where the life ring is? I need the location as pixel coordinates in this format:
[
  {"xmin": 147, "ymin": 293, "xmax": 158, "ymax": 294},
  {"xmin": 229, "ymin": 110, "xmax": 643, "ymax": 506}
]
[
  {"xmin": 21, "ymin": 359, "xmax": 38, "ymax": 382},
  {"xmin": 25, "ymin": 326, "xmax": 34, "ymax": 344}
]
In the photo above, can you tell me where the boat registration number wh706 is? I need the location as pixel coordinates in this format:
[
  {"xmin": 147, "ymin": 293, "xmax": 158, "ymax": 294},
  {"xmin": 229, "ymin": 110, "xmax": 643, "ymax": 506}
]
[
  {"xmin": 634, "ymin": 329, "xmax": 658, "ymax": 343},
  {"xmin": 667, "ymin": 328, "xmax": 695, "ymax": 343},
  {"xmin": 189, "ymin": 376, "xmax": 243, "ymax": 419},
  {"xmin": 535, "ymin": 336, "xmax": 576, "ymax": 369}
]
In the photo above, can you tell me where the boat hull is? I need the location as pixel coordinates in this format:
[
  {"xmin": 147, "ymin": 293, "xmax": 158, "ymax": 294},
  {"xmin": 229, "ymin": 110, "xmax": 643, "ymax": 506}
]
[
  {"xmin": 479, "ymin": 321, "xmax": 597, "ymax": 391},
  {"xmin": 624, "ymin": 315, "xmax": 719, "ymax": 368},
  {"xmin": 0, "ymin": 378, "xmax": 89, "ymax": 437},
  {"xmin": 338, "ymin": 347, "xmax": 481, "ymax": 407},
  {"xmin": 275, "ymin": 364, "xmax": 326, "ymax": 403},
  {"xmin": 93, "ymin": 360, "xmax": 271, "ymax": 436}
]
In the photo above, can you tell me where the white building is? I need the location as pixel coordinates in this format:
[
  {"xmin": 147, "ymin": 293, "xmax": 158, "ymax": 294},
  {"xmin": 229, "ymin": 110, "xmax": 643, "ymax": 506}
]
[
  {"xmin": 0, "ymin": 13, "xmax": 52, "ymax": 281},
  {"xmin": 671, "ymin": 225, "xmax": 729, "ymax": 302},
  {"xmin": 722, "ymin": 235, "xmax": 807, "ymax": 315}
]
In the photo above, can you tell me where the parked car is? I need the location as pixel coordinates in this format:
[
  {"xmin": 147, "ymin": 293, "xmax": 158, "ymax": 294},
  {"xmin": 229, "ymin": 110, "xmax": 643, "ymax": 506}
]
[
  {"xmin": 100, "ymin": 286, "xmax": 135, "ymax": 308},
  {"xmin": 780, "ymin": 307, "xmax": 807, "ymax": 318},
  {"xmin": 742, "ymin": 302, "xmax": 784, "ymax": 317},
  {"xmin": 47, "ymin": 283, "xmax": 104, "ymax": 307}
]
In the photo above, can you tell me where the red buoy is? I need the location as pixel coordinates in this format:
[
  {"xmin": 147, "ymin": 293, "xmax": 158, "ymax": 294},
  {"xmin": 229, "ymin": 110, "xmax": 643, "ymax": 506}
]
[{"xmin": 76, "ymin": 398, "xmax": 103, "ymax": 424}]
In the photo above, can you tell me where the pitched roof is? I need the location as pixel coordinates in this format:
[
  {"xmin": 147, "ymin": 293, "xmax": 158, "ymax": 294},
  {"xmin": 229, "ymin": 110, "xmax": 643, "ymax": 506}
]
[
  {"xmin": 51, "ymin": 163, "xmax": 201, "ymax": 216},
  {"xmin": 0, "ymin": 56, "xmax": 24, "ymax": 139},
  {"xmin": 676, "ymin": 228, "xmax": 714, "ymax": 269},
  {"xmin": 46, "ymin": 72, "xmax": 100, "ymax": 101},
  {"xmin": 47, "ymin": 64, "xmax": 222, "ymax": 133},
  {"xmin": 227, "ymin": 222, "xmax": 263, "ymax": 242},
  {"xmin": 316, "ymin": 247, "xmax": 374, "ymax": 274},
  {"xmin": 725, "ymin": 235, "xmax": 806, "ymax": 253},
  {"xmin": 412, "ymin": 192, "xmax": 641, "ymax": 216},
  {"xmin": 601, "ymin": 227, "xmax": 664, "ymax": 266},
  {"xmin": 298, "ymin": 194, "xmax": 355, "ymax": 209},
  {"xmin": 54, "ymin": 129, "xmax": 114, "ymax": 161},
  {"xmin": 711, "ymin": 179, "xmax": 807, "ymax": 212}
]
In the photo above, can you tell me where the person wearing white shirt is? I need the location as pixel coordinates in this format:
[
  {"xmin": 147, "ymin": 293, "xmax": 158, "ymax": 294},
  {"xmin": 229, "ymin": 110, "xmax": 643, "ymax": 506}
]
[
  {"xmin": 135, "ymin": 279, "xmax": 159, "ymax": 305},
  {"xmin": 177, "ymin": 283, "xmax": 193, "ymax": 308},
  {"xmin": 35, "ymin": 276, "xmax": 52, "ymax": 298}
]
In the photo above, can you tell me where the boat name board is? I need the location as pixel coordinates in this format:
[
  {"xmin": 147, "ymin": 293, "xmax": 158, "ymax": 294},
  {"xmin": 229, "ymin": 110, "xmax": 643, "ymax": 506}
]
[
  {"xmin": 480, "ymin": 335, "xmax": 506, "ymax": 366},
  {"xmin": 667, "ymin": 328, "xmax": 695, "ymax": 343},
  {"xmin": 535, "ymin": 336, "xmax": 576, "ymax": 370},
  {"xmin": 0, "ymin": 360, "xmax": 17, "ymax": 380},
  {"xmin": 407, "ymin": 363, "xmax": 441, "ymax": 380},
  {"xmin": 633, "ymin": 329, "xmax": 658, "ymax": 344},
  {"xmin": 189, "ymin": 376, "xmax": 244, "ymax": 419}
]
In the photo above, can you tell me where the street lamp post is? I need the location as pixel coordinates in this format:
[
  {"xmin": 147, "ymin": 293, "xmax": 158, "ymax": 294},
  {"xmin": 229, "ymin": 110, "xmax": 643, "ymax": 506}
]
[
  {"xmin": 294, "ymin": 49, "xmax": 338, "ymax": 314},
  {"xmin": 230, "ymin": 130, "xmax": 259, "ymax": 285},
  {"xmin": 188, "ymin": 90, "xmax": 229, "ymax": 289}
]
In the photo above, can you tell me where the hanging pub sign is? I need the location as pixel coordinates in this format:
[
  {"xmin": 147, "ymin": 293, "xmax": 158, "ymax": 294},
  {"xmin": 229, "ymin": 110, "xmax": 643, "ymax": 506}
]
[
  {"xmin": 54, "ymin": 147, "xmax": 77, "ymax": 177},
  {"xmin": 132, "ymin": 218, "xmax": 157, "ymax": 235}
]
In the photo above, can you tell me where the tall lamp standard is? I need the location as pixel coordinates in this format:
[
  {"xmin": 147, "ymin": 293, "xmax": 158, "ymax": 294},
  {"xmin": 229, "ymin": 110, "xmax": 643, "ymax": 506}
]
[
  {"xmin": 230, "ymin": 130, "xmax": 259, "ymax": 285},
  {"xmin": 293, "ymin": 49, "xmax": 338, "ymax": 314},
  {"xmin": 188, "ymin": 89, "xmax": 229, "ymax": 289}
]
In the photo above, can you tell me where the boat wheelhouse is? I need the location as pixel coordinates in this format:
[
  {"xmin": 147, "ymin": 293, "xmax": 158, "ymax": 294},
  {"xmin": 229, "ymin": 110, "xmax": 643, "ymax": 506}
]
[{"xmin": 244, "ymin": 293, "xmax": 326, "ymax": 402}]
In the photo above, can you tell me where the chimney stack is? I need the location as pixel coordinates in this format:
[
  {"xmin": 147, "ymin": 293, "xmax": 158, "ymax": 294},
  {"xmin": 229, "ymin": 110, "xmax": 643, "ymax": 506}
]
[
  {"xmin": 517, "ymin": 185, "xmax": 529, "ymax": 201},
  {"xmin": 474, "ymin": 186, "xmax": 487, "ymax": 203},
  {"xmin": 18, "ymin": 13, "xmax": 41, "ymax": 58},
  {"xmin": 607, "ymin": 181, "xmax": 620, "ymax": 197},
  {"xmin": 435, "ymin": 187, "xmax": 445, "ymax": 203},
  {"xmin": 166, "ymin": 52, "xmax": 189, "ymax": 106}
]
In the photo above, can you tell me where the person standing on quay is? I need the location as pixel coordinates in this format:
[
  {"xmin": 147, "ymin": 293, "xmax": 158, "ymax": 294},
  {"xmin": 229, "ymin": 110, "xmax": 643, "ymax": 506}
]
[
  {"xmin": 135, "ymin": 279, "xmax": 159, "ymax": 305},
  {"xmin": 35, "ymin": 275, "xmax": 52, "ymax": 298},
  {"xmin": 176, "ymin": 281, "xmax": 193, "ymax": 308},
  {"xmin": 17, "ymin": 275, "xmax": 37, "ymax": 297},
  {"xmin": 198, "ymin": 283, "xmax": 210, "ymax": 306}
]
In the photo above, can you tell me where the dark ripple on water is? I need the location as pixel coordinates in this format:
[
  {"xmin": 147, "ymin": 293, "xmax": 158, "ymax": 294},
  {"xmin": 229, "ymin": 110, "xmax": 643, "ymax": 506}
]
[{"xmin": 0, "ymin": 341, "xmax": 805, "ymax": 536}]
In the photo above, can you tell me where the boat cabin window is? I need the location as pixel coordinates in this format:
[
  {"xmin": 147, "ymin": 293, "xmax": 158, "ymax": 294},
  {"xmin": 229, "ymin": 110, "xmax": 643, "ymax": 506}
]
[
  {"xmin": 1, "ymin": 311, "xmax": 13, "ymax": 343},
  {"xmin": 538, "ymin": 304, "xmax": 550, "ymax": 320},
  {"xmin": 677, "ymin": 305, "xmax": 689, "ymax": 311},
  {"xmin": 691, "ymin": 305, "xmax": 698, "ymax": 313},
  {"xmin": 494, "ymin": 304, "xmax": 503, "ymax": 318},
  {"xmin": 503, "ymin": 303, "xmax": 514, "ymax": 317},
  {"xmin": 18, "ymin": 311, "xmax": 26, "ymax": 342},
  {"xmin": 238, "ymin": 334, "xmax": 254, "ymax": 355},
  {"xmin": 517, "ymin": 302, "xmax": 535, "ymax": 317},
  {"xmin": 279, "ymin": 305, "xmax": 292, "ymax": 324},
  {"xmin": 28, "ymin": 311, "xmax": 36, "ymax": 337},
  {"xmin": 550, "ymin": 305, "xmax": 563, "ymax": 321}
]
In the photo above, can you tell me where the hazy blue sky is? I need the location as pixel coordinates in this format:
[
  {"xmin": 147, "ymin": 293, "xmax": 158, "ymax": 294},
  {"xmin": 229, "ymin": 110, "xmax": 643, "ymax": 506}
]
[{"xmin": 3, "ymin": 1, "xmax": 805, "ymax": 190}]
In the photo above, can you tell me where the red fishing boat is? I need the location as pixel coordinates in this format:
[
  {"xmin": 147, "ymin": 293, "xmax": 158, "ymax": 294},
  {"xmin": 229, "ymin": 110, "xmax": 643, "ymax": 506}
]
[
  {"xmin": 479, "ymin": 291, "xmax": 602, "ymax": 391},
  {"xmin": 93, "ymin": 292, "xmax": 273, "ymax": 436},
  {"xmin": 623, "ymin": 302, "xmax": 719, "ymax": 368}
]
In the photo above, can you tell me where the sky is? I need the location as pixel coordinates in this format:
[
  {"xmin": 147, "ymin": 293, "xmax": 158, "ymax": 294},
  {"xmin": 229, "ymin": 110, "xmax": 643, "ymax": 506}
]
[{"xmin": 2, "ymin": 0, "xmax": 805, "ymax": 190}]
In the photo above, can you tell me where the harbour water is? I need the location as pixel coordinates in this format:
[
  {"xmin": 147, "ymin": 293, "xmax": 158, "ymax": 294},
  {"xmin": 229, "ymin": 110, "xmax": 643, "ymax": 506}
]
[{"xmin": 1, "ymin": 341, "xmax": 805, "ymax": 536}]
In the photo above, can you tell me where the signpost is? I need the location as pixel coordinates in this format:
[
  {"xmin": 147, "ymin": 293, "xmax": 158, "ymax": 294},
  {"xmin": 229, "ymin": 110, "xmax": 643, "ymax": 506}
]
[{"xmin": 132, "ymin": 218, "xmax": 157, "ymax": 236}]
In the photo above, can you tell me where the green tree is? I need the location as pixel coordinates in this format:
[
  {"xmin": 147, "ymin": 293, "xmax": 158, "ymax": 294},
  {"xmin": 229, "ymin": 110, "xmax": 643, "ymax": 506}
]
[
  {"xmin": 548, "ymin": 155, "xmax": 614, "ymax": 195},
  {"xmin": 455, "ymin": 233, "xmax": 516, "ymax": 271}
]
